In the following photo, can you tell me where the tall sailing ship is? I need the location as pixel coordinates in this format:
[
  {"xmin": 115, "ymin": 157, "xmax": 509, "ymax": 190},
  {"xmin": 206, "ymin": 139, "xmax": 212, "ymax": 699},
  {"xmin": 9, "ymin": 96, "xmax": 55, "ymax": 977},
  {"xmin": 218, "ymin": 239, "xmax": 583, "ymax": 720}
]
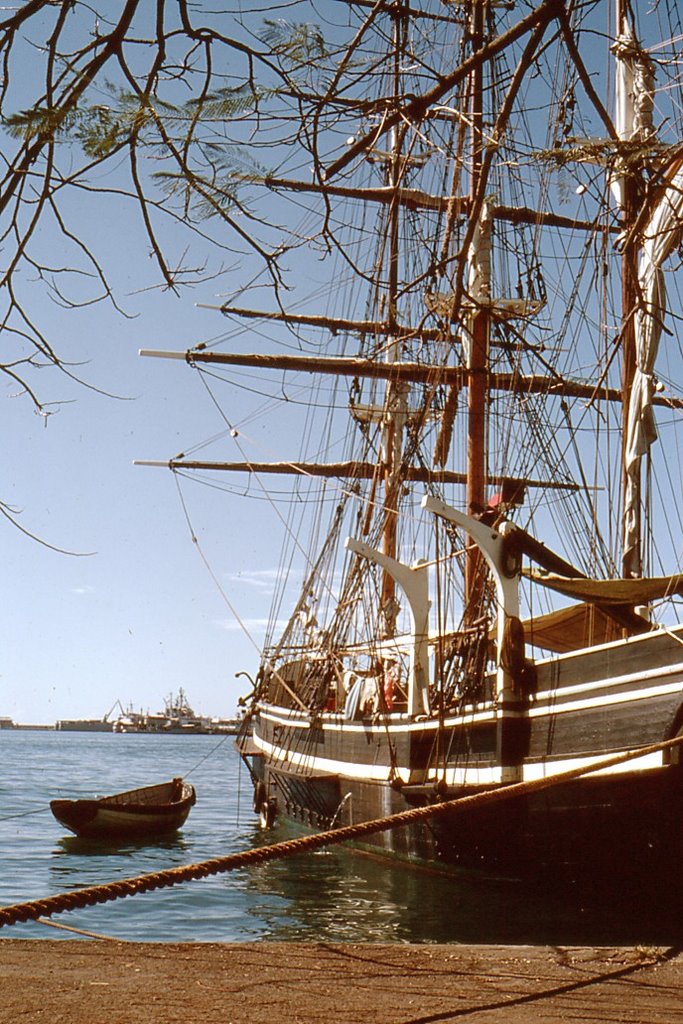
[{"xmin": 141, "ymin": 1, "xmax": 683, "ymax": 885}]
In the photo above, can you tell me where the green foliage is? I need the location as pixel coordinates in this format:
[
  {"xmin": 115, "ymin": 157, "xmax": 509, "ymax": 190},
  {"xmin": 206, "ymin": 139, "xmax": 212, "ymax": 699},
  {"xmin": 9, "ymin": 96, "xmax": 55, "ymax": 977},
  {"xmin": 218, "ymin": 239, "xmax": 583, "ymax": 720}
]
[
  {"xmin": 259, "ymin": 19, "xmax": 329, "ymax": 68},
  {"xmin": 185, "ymin": 84, "xmax": 267, "ymax": 122},
  {"xmin": 5, "ymin": 104, "xmax": 80, "ymax": 143},
  {"xmin": 154, "ymin": 145, "xmax": 267, "ymax": 219},
  {"xmin": 73, "ymin": 99, "xmax": 144, "ymax": 158},
  {"xmin": 5, "ymin": 85, "xmax": 156, "ymax": 157},
  {"xmin": 1, "ymin": 14, "xmax": 325, "ymax": 243},
  {"xmin": 5, "ymin": 75, "xmax": 273, "ymax": 225},
  {"xmin": 4, "ymin": 81, "xmax": 267, "ymax": 166}
]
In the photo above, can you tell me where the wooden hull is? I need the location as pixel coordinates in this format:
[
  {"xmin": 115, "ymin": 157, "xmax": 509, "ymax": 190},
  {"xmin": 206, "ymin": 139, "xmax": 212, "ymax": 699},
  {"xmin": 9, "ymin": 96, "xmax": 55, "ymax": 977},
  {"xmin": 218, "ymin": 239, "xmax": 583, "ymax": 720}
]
[
  {"xmin": 240, "ymin": 627, "xmax": 683, "ymax": 888},
  {"xmin": 50, "ymin": 779, "xmax": 196, "ymax": 839}
]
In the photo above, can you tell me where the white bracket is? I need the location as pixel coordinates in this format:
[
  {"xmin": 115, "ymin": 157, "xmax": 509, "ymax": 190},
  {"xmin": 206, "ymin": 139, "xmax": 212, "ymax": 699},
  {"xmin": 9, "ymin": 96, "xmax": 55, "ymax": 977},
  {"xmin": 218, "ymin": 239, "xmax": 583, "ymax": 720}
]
[
  {"xmin": 421, "ymin": 495, "xmax": 520, "ymax": 701},
  {"xmin": 345, "ymin": 537, "xmax": 430, "ymax": 716}
]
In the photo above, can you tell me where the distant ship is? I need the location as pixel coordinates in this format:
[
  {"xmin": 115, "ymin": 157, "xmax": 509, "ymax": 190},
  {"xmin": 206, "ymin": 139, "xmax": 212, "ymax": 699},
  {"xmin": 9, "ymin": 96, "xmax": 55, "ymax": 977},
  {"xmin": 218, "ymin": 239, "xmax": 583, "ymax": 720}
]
[
  {"xmin": 55, "ymin": 700, "xmax": 122, "ymax": 732},
  {"xmin": 113, "ymin": 689, "xmax": 242, "ymax": 735}
]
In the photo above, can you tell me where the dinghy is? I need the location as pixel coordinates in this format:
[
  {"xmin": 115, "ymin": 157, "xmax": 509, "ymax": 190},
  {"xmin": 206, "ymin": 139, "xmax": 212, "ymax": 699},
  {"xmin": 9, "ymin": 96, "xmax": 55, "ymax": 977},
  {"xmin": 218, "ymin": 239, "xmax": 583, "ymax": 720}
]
[{"xmin": 50, "ymin": 778, "xmax": 196, "ymax": 839}]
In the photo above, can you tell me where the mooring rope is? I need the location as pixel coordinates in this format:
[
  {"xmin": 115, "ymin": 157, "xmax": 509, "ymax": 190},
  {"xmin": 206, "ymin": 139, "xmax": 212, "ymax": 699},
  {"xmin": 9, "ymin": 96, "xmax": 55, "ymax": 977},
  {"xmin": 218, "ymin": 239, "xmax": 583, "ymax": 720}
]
[
  {"xmin": 2, "ymin": 733, "xmax": 682, "ymax": 929},
  {"xmin": 0, "ymin": 807, "xmax": 51, "ymax": 822},
  {"xmin": 36, "ymin": 917, "xmax": 128, "ymax": 942}
]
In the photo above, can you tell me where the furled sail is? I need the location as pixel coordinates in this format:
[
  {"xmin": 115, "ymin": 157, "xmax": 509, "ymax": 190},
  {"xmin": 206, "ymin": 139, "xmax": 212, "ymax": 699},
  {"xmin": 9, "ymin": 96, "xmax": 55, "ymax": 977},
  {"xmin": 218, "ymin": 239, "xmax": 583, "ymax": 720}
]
[
  {"xmin": 611, "ymin": 20, "xmax": 655, "ymax": 207},
  {"xmin": 524, "ymin": 604, "xmax": 626, "ymax": 654},
  {"xmin": 524, "ymin": 569, "xmax": 683, "ymax": 604},
  {"xmin": 623, "ymin": 156, "xmax": 683, "ymax": 575}
]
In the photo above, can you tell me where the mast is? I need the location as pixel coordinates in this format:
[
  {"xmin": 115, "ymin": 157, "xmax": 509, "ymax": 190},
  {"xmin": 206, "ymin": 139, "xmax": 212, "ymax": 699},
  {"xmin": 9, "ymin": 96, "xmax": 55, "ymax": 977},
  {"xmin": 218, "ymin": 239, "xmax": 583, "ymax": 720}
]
[
  {"xmin": 378, "ymin": 3, "xmax": 410, "ymax": 638},
  {"xmin": 465, "ymin": 0, "xmax": 491, "ymax": 604},
  {"xmin": 617, "ymin": 0, "xmax": 639, "ymax": 579},
  {"xmin": 615, "ymin": 1, "xmax": 653, "ymax": 578}
]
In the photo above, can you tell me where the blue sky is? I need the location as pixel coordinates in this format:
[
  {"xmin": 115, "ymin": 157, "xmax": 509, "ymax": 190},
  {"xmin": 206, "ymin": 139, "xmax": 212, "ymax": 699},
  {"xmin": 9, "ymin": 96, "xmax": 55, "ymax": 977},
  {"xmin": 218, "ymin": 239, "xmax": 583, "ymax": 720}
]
[
  {"xmin": 0, "ymin": 2, "xmax": 331, "ymax": 726},
  {"xmin": 3, "ymin": 1, "xmax": 683, "ymax": 725},
  {"xmin": 0, "ymin": 213, "xmax": 284, "ymax": 725}
]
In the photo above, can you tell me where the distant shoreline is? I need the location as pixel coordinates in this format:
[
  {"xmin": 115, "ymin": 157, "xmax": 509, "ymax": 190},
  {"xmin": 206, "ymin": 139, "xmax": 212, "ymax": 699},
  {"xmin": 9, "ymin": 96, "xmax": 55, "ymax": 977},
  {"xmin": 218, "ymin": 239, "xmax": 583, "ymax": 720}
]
[
  {"xmin": 0, "ymin": 718, "xmax": 242, "ymax": 734},
  {"xmin": 2, "ymin": 722, "xmax": 54, "ymax": 731}
]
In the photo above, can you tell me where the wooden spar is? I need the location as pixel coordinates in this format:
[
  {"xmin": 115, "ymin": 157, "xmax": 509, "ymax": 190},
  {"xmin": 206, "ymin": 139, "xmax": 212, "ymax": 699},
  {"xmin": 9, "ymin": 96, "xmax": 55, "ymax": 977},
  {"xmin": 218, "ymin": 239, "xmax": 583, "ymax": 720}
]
[
  {"xmin": 506, "ymin": 524, "xmax": 650, "ymax": 635},
  {"xmin": 434, "ymin": 12, "xmax": 553, "ymax": 480},
  {"xmin": 621, "ymin": 180, "xmax": 640, "ymax": 577},
  {"xmin": 378, "ymin": 5, "xmax": 408, "ymax": 636},
  {"xmin": 252, "ymin": 176, "xmax": 615, "ymax": 233},
  {"xmin": 494, "ymin": 202, "xmax": 618, "ymax": 234},
  {"xmin": 196, "ymin": 304, "xmax": 458, "ymax": 342},
  {"xmin": 195, "ymin": 305, "xmax": 547, "ymax": 351},
  {"xmin": 138, "ymin": 349, "xmax": 683, "ymax": 410},
  {"xmin": 133, "ymin": 458, "xmax": 581, "ymax": 492},
  {"xmin": 262, "ymin": 176, "xmax": 466, "ymax": 214},
  {"xmin": 324, "ymin": 0, "xmax": 562, "ymax": 181},
  {"xmin": 463, "ymin": 6, "xmax": 557, "ymax": 608}
]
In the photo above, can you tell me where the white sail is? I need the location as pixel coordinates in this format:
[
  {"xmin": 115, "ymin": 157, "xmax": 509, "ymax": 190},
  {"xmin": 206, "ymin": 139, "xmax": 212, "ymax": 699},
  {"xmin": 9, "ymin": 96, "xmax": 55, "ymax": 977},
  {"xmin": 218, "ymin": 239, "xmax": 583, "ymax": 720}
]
[{"xmin": 611, "ymin": 19, "xmax": 655, "ymax": 206}]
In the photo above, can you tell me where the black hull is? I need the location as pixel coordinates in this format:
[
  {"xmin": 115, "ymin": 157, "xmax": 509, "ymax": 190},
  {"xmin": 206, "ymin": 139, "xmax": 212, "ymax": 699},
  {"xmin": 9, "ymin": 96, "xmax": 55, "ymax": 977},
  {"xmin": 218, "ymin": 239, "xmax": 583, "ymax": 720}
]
[
  {"xmin": 240, "ymin": 627, "xmax": 683, "ymax": 892},
  {"xmin": 248, "ymin": 758, "xmax": 683, "ymax": 887}
]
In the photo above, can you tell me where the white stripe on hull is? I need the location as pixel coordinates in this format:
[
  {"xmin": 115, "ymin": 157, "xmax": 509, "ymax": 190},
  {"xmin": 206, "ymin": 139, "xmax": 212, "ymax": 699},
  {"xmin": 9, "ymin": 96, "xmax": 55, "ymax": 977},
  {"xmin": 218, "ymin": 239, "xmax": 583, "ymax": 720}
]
[
  {"xmin": 254, "ymin": 733, "xmax": 402, "ymax": 781},
  {"xmin": 258, "ymin": 635, "xmax": 683, "ymax": 734},
  {"xmin": 259, "ymin": 668, "xmax": 683, "ymax": 735},
  {"xmin": 529, "ymin": 678, "xmax": 683, "ymax": 718},
  {"xmin": 253, "ymin": 732, "xmax": 665, "ymax": 788},
  {"xmin": 534, "ymin": 663, "xmax": 683, "ymax": 705},
  {"xmin": 521, "ymin": 751, "xmax": 664, "ymax": 780},
  {"xmin": 257, "ymin": 704, "xmax": 498, "ymax": 732},
  {"xmin": 427, "ymin": 752, "xmax": 665, "ymax": 787}
]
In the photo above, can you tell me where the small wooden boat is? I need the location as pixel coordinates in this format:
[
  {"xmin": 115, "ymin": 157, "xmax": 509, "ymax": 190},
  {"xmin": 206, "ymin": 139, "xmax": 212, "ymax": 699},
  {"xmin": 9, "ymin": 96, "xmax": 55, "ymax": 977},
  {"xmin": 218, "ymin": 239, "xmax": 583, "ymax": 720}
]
[{"xmin": 50, "ymin": 778, "xmax": 196, "ymax": 839}]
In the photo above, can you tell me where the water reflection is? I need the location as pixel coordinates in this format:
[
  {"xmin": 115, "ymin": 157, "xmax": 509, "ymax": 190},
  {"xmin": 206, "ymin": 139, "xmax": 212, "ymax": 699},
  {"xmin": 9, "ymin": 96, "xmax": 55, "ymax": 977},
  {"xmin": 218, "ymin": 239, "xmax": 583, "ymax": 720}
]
[
  {"xmin": 48, "ymin": 828, "xmax": 195, "ymax": 902},
  {"xmin": 54, "ymin": 832, "xmax": 190, "ymax": 858},
  {"xmin": 239, "ymin": 820, "xmax": 683, "ymax": 947}
]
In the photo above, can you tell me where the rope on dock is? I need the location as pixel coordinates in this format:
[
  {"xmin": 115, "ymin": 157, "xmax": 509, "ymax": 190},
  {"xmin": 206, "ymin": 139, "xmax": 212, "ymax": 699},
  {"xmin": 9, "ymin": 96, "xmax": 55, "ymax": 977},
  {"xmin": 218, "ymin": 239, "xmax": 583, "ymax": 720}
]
[
  {"xmin": 2, "ymin": 733, "xmax": 682, "ymax": 929},
  {"xmin": 36, "ymin": 917, "xmax": 129, "ymax": 942}
]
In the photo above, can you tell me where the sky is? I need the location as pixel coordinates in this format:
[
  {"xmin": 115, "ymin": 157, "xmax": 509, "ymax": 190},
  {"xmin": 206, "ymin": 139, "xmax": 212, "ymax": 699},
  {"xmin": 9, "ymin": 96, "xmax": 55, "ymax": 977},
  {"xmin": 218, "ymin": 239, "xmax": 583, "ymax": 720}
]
[
  {"xmin": 2, "ymin": 1, "xmax": 682, "ymax": 726},
  {"xmin": 0, "ymin": 171, "xmax": 296, "ymax": 727},
  {"xmin": 0, "ymin": 2, "xmax": 336, "ymax": 727},
  {"xmin": 0, "ymin": 258, "xmax": 280, "ymax": 725}
]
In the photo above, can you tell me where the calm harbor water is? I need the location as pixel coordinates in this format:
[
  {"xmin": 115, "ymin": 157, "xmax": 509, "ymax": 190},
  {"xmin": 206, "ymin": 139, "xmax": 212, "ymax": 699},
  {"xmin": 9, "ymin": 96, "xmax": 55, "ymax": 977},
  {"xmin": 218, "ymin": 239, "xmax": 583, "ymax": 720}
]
[{"xmin": 1, "ymin": 730, "xmax": 682, "ymax": 945}]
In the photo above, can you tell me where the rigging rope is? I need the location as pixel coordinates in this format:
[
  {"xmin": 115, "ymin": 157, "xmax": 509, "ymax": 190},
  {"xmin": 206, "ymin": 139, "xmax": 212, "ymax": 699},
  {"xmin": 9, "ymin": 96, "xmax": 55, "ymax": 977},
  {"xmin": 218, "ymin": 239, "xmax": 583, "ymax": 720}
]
[
  {"xmin": 182, "ymin": 732, "xmax": 233, "ymax": 780},
  {"xmin": 0, "ymin": 807, "xmax": 51, "ymax": 822},
  {"xmin": 2, "ymin": 732, "xmax": 683, "ymax": 929}
]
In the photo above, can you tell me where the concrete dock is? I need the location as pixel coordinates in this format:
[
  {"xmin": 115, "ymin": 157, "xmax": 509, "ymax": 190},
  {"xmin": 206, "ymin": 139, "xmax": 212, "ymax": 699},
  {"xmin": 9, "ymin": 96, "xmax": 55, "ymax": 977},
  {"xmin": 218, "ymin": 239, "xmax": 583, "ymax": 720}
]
[{"xmin": 1, "ymin": 940, "xmax": 682, "ymax": 1022}]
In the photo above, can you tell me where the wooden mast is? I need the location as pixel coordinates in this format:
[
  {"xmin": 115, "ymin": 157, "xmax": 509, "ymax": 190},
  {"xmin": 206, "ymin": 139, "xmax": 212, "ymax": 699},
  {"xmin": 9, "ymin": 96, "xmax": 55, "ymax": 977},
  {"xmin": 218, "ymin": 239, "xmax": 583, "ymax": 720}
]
[
  {"xmin": 615, "ymin": 0, "xmax": 653, "ymax": 580},
  {"xmin": 378, "ymin": 2, "xmax": 409, "ymax": 638},
  {"xmin": 617, "ymin": 0, "xmax": 640, "ymax": 579},
  {"xmin": 465, "ymin": 0, "xmax": 491, "ymax": 605}
]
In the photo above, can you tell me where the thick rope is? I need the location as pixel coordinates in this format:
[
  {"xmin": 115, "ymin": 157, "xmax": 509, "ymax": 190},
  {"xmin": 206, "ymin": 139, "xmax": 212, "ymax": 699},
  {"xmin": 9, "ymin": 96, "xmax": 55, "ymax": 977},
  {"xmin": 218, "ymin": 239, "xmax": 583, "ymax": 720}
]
[{"xmin": 2, "ymin": 733, "xmax": 682, "ymax": 929}]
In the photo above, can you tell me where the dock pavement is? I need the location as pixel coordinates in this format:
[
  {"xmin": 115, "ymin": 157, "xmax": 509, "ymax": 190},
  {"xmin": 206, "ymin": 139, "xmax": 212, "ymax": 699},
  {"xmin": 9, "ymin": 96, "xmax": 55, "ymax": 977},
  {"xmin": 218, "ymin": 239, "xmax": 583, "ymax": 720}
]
[{"xmin": 1, "ymin": 940, "xmax": 682, "ymax": 1022}]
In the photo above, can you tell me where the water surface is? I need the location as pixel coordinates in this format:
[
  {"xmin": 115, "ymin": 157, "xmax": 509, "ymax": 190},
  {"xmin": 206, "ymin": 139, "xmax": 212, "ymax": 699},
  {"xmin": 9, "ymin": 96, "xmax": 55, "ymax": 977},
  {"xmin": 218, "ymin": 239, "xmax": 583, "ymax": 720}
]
[{"xmin": 1, "ymin": 731, "xmax": 680, "ymax": 944}]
